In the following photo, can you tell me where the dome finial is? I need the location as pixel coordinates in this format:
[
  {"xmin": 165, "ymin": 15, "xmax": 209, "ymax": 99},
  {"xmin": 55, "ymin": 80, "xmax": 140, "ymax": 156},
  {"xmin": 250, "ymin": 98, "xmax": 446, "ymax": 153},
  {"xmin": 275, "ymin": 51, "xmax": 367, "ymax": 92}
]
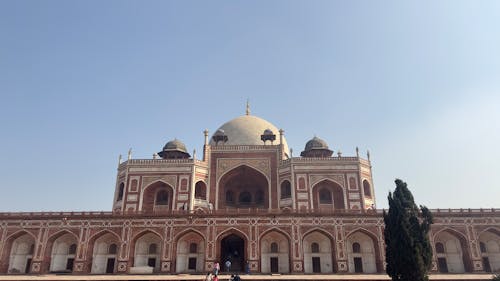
[{"xmin": 246, "ymin": 99, "xmax": 250, "ymax": 115}]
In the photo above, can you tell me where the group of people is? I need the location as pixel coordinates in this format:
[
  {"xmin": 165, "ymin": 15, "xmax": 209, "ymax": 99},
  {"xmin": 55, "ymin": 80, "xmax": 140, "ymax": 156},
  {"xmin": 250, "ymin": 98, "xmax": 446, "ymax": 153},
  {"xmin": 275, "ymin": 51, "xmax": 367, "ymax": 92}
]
[
  {"xmin": 205, "ymin": 261, "xmax": 245, "ymax": 281},
  {"xmin": 204, "ymin": 272, "xmax": 242, "ymax": 281}
]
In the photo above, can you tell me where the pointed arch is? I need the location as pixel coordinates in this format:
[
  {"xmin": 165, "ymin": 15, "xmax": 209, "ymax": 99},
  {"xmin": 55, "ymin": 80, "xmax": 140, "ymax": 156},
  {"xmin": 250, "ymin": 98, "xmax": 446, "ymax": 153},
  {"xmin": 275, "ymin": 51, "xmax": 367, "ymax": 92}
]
[
  {"xmin": 478, "ymin": 227, "xmax": 500, "ymax": 272},
  {"xmin": 260, "ymin": 228, "xmax": 291, "ymax": 273},
  {"xmin": 174, "ymin": 229, "xmax": 206, "ymax": 273},
  {"xmin": 130, "ymin": 230, "xmax": 162, "ymax": 273},
  {"xmin": 215, "ymin": 227, "xmax": 250, "ymax": 242},
  {"xmin": 346, "ymin": 228, "xmax": 380, "ymax": 273},
  {"xmin": 217, "ymin": 164, "xmax": 270, "ymax": 184},
  {"xmin": 45, "ymin": 230, "xmax": 79, "ymax": 273},
  {"xmin": 87, "ymin": 230, "xmax": 121, "ymax": 274},
  {"xmin": 259, "ymin": 227, "xmax": 293, "ymax": 242},
  {"xmin": 217, "ymin": 165, "xmax": 270, "ymax": 209},
  {"xmin": 3, "ymin": 231, "xmax": 37, "ymax": 274},
  {"xmin": 479, "ymin": 227, "xmax": 500, "ymax": 237},
  {"xmin": 194, "ymin": 181, "xmax": 207, "ymax": 200},
  {"xmin": 433, "ymin": 228, "xmax": 473, "ymax": 273},
  {"xmin": 302, "ymin": 228, "xmax": 335, "ymax": 273},
  {"xmin": 141, "ymin": 180, "xmax": 175, "ymax": 212},
  {"xmin": 311, "ymin": 179, "xmax": 346, "ymax": 210},
  {"xmin": 216, "ymin": 227, "xmax": 249, "ymax": 272}
]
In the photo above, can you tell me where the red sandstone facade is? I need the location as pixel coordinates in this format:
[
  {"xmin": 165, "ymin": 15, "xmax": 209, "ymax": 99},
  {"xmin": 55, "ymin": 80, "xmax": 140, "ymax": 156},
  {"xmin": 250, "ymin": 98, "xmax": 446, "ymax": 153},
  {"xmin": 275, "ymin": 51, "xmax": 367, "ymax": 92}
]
[{"xmin": 1, "ymin": 113, "xmax": 499, "ymax": 275}]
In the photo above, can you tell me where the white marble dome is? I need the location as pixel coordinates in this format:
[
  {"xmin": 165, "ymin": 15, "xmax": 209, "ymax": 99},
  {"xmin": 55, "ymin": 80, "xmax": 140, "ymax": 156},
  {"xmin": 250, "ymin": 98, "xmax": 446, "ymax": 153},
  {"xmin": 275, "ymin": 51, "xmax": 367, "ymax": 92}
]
[{"xmin": 210, "ymin": 115, "xmax": 289, "ymax": 157}]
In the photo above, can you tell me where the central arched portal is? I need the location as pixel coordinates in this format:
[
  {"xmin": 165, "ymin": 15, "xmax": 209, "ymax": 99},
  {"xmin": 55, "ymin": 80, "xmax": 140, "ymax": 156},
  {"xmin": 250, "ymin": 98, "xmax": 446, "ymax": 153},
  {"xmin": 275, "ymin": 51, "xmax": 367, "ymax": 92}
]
[
  {"xmin": 218, "ymin": 165, "xmax": 269, "ymax": 209},
  {"xmin": 220, "ymin": 234, "xmax": 245, "ymax": 272}
]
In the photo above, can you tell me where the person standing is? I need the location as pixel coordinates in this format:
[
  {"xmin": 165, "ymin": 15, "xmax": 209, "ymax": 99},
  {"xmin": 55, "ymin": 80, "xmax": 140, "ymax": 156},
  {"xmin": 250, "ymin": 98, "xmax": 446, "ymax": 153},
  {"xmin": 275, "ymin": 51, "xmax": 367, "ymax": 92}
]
[
  {"xmin": 213, "ymin": 261, "xmax": 220, "ymax": 275},
  {"xmin": 225, "ymin": 259, "xmax": 232, "ymax": 272}
]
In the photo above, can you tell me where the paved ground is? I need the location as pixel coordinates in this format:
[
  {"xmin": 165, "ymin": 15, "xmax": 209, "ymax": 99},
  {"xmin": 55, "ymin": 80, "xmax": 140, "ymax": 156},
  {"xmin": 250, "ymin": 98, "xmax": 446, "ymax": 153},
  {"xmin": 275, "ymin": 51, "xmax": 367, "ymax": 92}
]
[{"xmin": 0, "ymin": 274, "xmax": 496, "ymax": 281}]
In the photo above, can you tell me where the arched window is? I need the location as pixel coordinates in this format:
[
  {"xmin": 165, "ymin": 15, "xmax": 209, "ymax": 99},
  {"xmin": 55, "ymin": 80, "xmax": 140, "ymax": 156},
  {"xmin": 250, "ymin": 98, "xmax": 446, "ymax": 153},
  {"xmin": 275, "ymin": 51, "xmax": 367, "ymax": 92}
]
[
  {"xmin": 149, "ymin": 243, "xmax": 157, "ymax": 254},
  {"xmin": 480, "ymin": 242, "xmax": 487, "ymax": 253},
  {"xmin": 319, "ymin": 189, "xmax": 332, "ymax": 204},
  {"xmin": 109, "ymin": 244, "xmax": 118, "ymax": 254},
  {"xmin": 435, "ymin": 242, "xmax": 445, "ymax": 253},
  {"xmin": 311, "ymin": 242, "xmax": 320, "ymax": 253},
  {"xmin": 226, "ymin": 191, "xmax": 234, "ymax": 203},
  {"xmin": 189, "ymin": 243, "xmax": 197, "ymax": 253},
  {"xmin": 363, "ymin": 180, "xmax": 372, "ymax": 197},
  {"xmin": 352, "ymin": 242, "xmax": 361, "ymax": 253},
  {"xmin": 255, "ymin": 190, "xmax": 264, "ymax": 204},
  {"xmin": 239, "ymin": 191, "xmax": 252, "ymax": 204},
  {"xmin": 281, "ymin": 181, "xmax": 292, "ymax": 199},
  {"xmin": 270, "ymin": 242, "xmax": 279, "ymax": 253},
  {"xmin": 195, "ymin": 181, "xmax": 206, "ymax": 199},
  {"xmin": 69, "ymin": 243, "xmax": 77, "ymax": 255},
  {"xmin": 117, "ymin": 183, "xmax": 124, "ymax": 201},
  {"xmin": 156, "ymin": 190, "xmax": 168, "ymax": 205}
]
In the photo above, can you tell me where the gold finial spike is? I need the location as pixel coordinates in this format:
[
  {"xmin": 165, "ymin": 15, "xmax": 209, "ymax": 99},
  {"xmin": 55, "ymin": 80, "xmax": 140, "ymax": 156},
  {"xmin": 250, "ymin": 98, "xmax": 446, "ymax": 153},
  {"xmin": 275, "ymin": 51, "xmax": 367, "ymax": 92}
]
[{"xmin": 246, "ymin": 99, "xmax": 250, "ymax": 115}]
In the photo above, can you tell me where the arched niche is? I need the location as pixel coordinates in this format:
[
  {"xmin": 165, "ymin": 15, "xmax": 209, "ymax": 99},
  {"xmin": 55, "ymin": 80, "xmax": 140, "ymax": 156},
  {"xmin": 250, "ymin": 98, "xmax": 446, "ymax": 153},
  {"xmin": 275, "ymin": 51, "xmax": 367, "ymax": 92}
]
[
  {"xmin": 478, "ymin": 229, "xmax": 500, "ymax": 272},
  {"xmin": 434, "ymin": 230, "xmax": 472, "ymax": 273},
  {"xmin": 89, "ymin": 232, "xmax": 120, "ymax": 274},
  {"xmin": 346, "ymin": 231, "xmax": 378, "ymax": 273},
  {"xmin": 7, "ymin": 233, "xmax": 35, "ymax": 274},
  {"xmin": 175, "ymin": 231, "xmax": 205, "ymax": 273},
  {"xmin": 260, "ymin": 230, "xmax": 290, "ymax": 273},
  {"xmin": 312, "ymin": 180, "xmax": 345, "ymax": 211},
  {"xmin": 132, "ymin": 231, "xmax": 162, "ymax": 273},
  {"xmin": 302, "ymin": 230, "xmax": 334, "ymax": 273},
  {"xmin": 142, "ymin": 181, "xmax": 174, "ymax": 212}
]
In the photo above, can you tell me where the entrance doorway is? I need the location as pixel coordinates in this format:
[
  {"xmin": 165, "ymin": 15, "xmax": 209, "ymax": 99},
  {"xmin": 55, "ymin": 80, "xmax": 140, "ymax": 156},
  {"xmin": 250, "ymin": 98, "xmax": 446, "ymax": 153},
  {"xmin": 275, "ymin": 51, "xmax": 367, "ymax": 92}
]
[
  {"xmin": 312, "ymin": 257, "xmax": 321, "ymax": 273},
  {"xmin": 354, "ymin": 257, "xmax": 363, "ymax": 273},
  {"xmin": 106, "ymin": 258, "xmax": 115, "ymax": 274},
  {"xmin": 437, "ymin": 257, "xmax": 448, "ymax": 273},
  {"xmin": 270, "ymin": 257, "xmax": 279, "ymax": 273},
  {"xmin": 221, "ymin": 234, "xmax": 245, "ymax": 272}
]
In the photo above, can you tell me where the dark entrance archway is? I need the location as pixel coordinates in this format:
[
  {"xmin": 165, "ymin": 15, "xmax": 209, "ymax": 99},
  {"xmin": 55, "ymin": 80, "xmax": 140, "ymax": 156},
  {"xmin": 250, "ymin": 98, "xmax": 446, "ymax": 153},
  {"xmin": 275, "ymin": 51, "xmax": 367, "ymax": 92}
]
[{"xmin": 220, "ymin": 234, "xmax": 245, "ymax": 272}]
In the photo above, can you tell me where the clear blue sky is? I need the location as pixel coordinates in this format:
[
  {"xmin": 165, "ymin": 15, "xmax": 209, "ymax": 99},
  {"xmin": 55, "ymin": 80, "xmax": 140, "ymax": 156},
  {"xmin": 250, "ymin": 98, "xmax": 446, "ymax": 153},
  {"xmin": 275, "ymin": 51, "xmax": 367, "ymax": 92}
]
[{"xmin": 1, "ymin": 1, "xmax": 499, "ymax": 211}]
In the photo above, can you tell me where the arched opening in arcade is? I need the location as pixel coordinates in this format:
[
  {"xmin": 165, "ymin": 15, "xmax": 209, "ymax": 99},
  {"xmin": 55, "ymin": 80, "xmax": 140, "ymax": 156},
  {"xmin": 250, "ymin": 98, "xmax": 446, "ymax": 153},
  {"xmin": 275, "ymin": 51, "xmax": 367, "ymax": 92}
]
[
  {"xmin": 218, "ymin": 165, "xmax": 269, "ymax": 209},
  {"xmin": 48, "ymin": 232, "xmax": 78, "ymax": 273},
  {"xmin": 4, "ymin": 232, "xmax": 35, "ymax": 274},
  {"xmin": 302, "ymin": 230, "xmax": 335, "ymax": 273},
  {"xmin": 219, "ymin": 233, "xmax": 246, "ymax": 272},
  {"xmin": 88, "ymin": 232, "xmax": 120, "ymax": 274},
  {"xmin": 260, "ymin": 230, "xmax": 290, "ymax": 273},
  {"xmin": 312, "ymin": 180, "xmax": 345, "ymax": 211},
  {"xmin": 434, "ymin": 230, "xmax": 473, "ymax": 273},
  {"xmin": 346, "ymin": 230, "xmax": 380, "ymax": 273},
  {"xmin": 175, "ymin": 231, "xmax": 205, "ymax": 273},
  {"xmin": 132, "ymin": 231, "xmax": 162, "ymax": 273},
  {"xmin": 478, "ymin": 229, "xmax": 500, "ymax": 272},
  {"xmin": 142, "ymin": 181, "xmax": 174, "ymax": 212}
]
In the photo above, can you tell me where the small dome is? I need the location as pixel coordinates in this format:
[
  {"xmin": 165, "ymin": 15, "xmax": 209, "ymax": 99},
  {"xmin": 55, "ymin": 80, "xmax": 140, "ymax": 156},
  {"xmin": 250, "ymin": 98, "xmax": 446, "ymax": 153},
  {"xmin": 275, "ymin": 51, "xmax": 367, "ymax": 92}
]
[
  {"xmin": 213, "ymin": 129, "xmax": 226, "ymax": 136},
  {"xmin": 304, "ymin": 136, "xmax": 329, "ymax": 151},
  {"xmin": 158, "ymin": 139, "xmax": 190, "ymax": 159},
  {"xmin": 263, "ymin": 128, "xmax": 274, "ymax": 135},
  {"xmin": 301, "ymin": 136, "xmax": 333, "ymax": 157},
  {"xmin": 163, "ymin": 139, "xmax": 188, "ymax": 153}
]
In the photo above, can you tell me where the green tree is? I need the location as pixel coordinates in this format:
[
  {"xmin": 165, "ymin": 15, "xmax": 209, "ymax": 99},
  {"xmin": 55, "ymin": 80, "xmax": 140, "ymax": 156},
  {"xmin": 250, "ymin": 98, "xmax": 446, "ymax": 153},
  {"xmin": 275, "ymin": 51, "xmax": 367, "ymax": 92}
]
[{"xmin": 383, "ymin": 179, "xmax": 433, "ymax": 281}]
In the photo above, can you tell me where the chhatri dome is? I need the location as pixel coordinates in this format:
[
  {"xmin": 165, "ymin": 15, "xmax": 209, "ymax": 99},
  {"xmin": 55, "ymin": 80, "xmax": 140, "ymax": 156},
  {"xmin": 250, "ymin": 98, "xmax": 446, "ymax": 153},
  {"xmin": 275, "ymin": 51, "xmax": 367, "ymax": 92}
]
[{"xmin": 209, "ymin": 104, "xmax": 289, "ymax": 157}]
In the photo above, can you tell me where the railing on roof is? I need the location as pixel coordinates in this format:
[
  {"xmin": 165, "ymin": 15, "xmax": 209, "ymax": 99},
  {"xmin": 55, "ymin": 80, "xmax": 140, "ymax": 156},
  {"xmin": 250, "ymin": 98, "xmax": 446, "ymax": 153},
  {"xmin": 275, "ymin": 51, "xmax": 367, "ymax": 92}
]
[
  {"xmin": 119, "ymin": 158, "xmax": 207, "ymax": 169},
  {"xmin": 0, "ymin": 208, "xmax": 498, "ymax": 220}
]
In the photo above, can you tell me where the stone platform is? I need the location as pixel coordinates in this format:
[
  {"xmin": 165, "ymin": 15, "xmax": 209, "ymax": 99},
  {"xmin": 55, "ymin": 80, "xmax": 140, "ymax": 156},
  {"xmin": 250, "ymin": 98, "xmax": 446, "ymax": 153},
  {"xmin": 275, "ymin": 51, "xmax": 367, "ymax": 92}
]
[{"xmin": 0, "ymin": 274, "xmax": 496, "ymax": 281}]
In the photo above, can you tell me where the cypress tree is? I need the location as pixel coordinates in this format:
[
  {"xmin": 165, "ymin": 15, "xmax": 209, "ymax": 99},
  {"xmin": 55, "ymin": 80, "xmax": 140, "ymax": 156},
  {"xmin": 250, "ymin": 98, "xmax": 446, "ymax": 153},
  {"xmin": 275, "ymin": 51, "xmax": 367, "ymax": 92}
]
[{"xmin": 383, "ymin": 179, "xmax": 433, "ymax": 281}]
